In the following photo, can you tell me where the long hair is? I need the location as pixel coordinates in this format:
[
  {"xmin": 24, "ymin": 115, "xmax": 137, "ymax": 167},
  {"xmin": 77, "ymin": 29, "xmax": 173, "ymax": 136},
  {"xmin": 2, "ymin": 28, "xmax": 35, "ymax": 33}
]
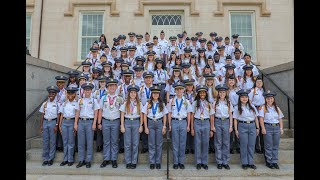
[
  {"xmin": 125, "ymin": 90, "xmax": 141, "ymax": 114},
  {"xmin": 194, "ymin": 91, "xmax": 209, "ymax": 110},
  {"xmin": 145, "ymin": 55, "xmax": 155, "ymax": 70},
  {"xmin": 113, "ymin": 61, "xmax": 122, "ymax": 70},
  {"xmin": 237, "ymin": 96, "xmax": 255, "ymax": 115},
  {"xmin": 147, "ymin": 92, "xmax": 164, "ymax": 112},
  {"xmin": 252, "ymin": 78, "xmax": 266, "ymax": 94},
  {"xmin": 197, "ymin": 52, "xmax": 207, "ymax": 64},
  {"xmin": 103, "ymin": 66, "xmax": 114, "ymax": 78},
  {"xmin": 205, "ymin": 78, "xmax": 218, "ymax": 98},
  {"xmin": 99, "ymin": 34, "xmax": 107, "ymax": 44},
  {"xmin": 225, "ymin": 69, "xmax": 235, "ymax": 82},
  {"xmin": 190, "ymin": 59, "xmax": 200, "ymax": 78},
  {"xmin": 168, "ymin": 70, "xmax": 183, "ymax": 85},
  {"xmin": 168, "ymin": 53, "xmax": 176, "ymax": 65},
  {"xmin": 66, "ymin": 76, "xmax": 79, "ymax": 88},
  {"xmin": 181, "ymin": 67, "xmax": 193, "ymax": 80},
  {"xmin": 264, "ymin": 97, "xmax": 280, "ymax": 115},
  {"xmin": 214, "ymin": 92, "xmax": 231, "ymax": 113},
  {"xmin": 120, "ymin": 52, "xmax": 127, "ymax": 59},
  {"xmin": 226, "ymin": 78, "xmax": 238, "ymax": 95},
  {"xmin": 242, "ymin": 69, "xmax": 255, "ymax": 84},
  {"xmin": 154, "ymin": 61, "xmax": 165, "ymax": 71}
]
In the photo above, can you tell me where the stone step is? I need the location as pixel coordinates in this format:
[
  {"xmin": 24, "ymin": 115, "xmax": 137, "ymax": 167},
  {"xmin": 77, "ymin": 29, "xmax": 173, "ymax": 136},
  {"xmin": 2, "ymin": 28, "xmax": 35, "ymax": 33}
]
[
  {"xmin": 26, "ymin": 161, "xmax": 294, "ymax": 178},
  {"xmin": 26, "ymin": 148, "xmax": 294, "ymax": 164},
  {"xmin": 31, "ymin": 136, "xmax": 294, "ymax": 150}
]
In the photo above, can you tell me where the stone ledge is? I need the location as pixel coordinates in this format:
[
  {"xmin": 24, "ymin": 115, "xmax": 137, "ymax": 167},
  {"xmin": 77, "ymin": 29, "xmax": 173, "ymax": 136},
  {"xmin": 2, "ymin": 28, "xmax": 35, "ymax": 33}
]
[
  {"xmin": 261, "ymin": 61, "xmax": 294, "ymax": 75},
  {"xmin": 26, "ymin": 55, "xmax": 74, "ymax": 73},
  {"xmin": 64, "ymin": 0, "xmax": 119, "ymax": 17}
]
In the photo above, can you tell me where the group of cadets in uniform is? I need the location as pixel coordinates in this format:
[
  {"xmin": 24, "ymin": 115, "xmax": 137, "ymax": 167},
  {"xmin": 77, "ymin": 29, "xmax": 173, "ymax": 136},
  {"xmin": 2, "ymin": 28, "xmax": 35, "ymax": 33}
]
[{"xmin": 39, "ymin": 31, "xmax": 285, "ymax": 170}]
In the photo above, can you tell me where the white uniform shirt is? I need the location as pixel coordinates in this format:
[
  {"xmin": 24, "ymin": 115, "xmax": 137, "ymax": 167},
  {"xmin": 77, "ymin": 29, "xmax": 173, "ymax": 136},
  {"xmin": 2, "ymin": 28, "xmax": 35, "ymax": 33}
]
[
  {"xmin": 258, "ymin": 105, "xmax": 284, "ymax": 124},
  {"xmin": 166, "ymin": 61, "xmax": 175, "ymax": 71},
  {"xmin": 184, "ymin": 92, "xmax": 196, "ymax": 105},
  {"xmin": 153, "ymin": 44, "xmax": 163, "ymax": 58},
  {"xmin": 153, "ymin": 69, "xmax": 169, "ymax": 84},
  {"xmin": 39, "ymin": 99, "xmax": 59, "ymax": 119},
  {"xmin": 168, "ymin": 96, "xmax": 193, "ymax": 118},
  {"xmin": 198, "ymin": 58, "xmax": 206, "ymax": 69},
  {"xmin": 133, "ymin": 77, "xmax": 144, "ymax": 87},
  {"xmin": 135, "ymin": 43, "xmax": 145, "ymax": 57},
  {"xmin": 145, "ymin": 61, "xmax": 155, "ymax": 72},
  {"xmin": 239, "ymin": 77, "xmax": 254, "ymax": 90},
  {"xmin": 139, "ymin": 85, "xmax": 153, "ymax": 106},
  {"xmin": 233, "ymin": 104, "xmax": 258, "ymax": 121},
  {"xmin": 167, "ymin": 45, "xmax": 179, "ymax": 56},
  {"xmin": 142, "ymin": 102, "xmax": 168, "ymax": 119},
  {"xmin": 190, "ymin": 65, "xmax": 202, "ymax": 78},
  {"xmin": 93, "ymin": 88, "xmax": 108, "ymax": 103},
  {"xmin": 232, "ymin": 59, "xmax": 245, "ymax": 69},
  {"xmin": 228, "ymin": 88, "xmax": 240, "ymax": 106},
  {"xmin": 100, "ymin": 94, "xmax": 124, "ymax": 119},
  {"xmin": 116, "ymin": 83, "xmax": 131, "ymax": 99},
  {"xmin": 214, "ymin": 100, "xmax": 234, "ymax": 118},
  {"xmin": 165, "ymin": 79, "xmax": 180, "ymax": 96},
  {"xmin": 206, "ymin": 50, "xmax": 215, "ymax": 59},
  {"xmin": 59, "ymin": 99, "xmax": 79, "ymax": 118},
  {"xmin": 113, "ymin": 69, "xmax": 122, "ymax": 81},
  {"xmin": 78, "ymin": 97, "xmax": 100, "ymax": 118},
  {"xmin": 192, "ymin": 100, "xmax": 215, "ymax": 119},
  {"xmin": 126, "ymin": 41, "xmax": 136, "ymax": 47},
  {"xmin": 158, "ymin": 39, "xmax": 169, "ymax": 51},
  {"xmin": 68, "ymin": 82, "xmax": 78, "ymax": 88},
  {"xmin": 55, "ymin": 88, "xmax": 66, "ymax": 106},
  {"xmin": 239, "ymin": 63, "xmax": 259, "ymax": 77},
  {"xmin": 119, "ymin": 101, "xmax": 142, "ymax": 118},
  {"xmin": 248, "ymin": 88, "xmax": 265, "ymax": 106}
]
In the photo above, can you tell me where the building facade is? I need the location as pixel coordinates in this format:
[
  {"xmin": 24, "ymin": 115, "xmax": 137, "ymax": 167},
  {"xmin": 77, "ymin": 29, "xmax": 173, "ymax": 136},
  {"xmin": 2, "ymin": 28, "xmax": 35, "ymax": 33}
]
[{"xmin": 26, "ymin": 0, "xmax": 293, "ymax": 69}]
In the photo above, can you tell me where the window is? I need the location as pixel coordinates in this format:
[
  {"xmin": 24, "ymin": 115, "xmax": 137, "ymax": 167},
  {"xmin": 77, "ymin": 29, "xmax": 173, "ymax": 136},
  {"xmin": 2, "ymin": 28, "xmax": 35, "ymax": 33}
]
[
  {"xmin": 78, "ymin": 12, "xmax": 104, "ymax": 61},
  {"xmin": 230, "ymin": 12, "xmax": 256, "ymax": 61},
  {"xmin": 152, "ymin": 15, "xmax": 182, "ymax": 25},
  {"xmin": 26, "ymin": 14, "xmax": 32, "ymax": 51}
]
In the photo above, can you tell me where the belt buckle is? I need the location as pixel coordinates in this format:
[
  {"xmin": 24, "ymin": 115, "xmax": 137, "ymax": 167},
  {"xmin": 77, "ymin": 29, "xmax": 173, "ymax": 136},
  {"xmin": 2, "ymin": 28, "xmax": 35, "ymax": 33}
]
[
  {"xmin": 200, "ymin": 118, "xmax": 204, "ymax": 120},
  {"xmin": 221, "ymin": 117, "xmax": 225, "ymax": 120},
  {"xmin": 246, "ymin": 121, "xmax": 250, "ymax": 124},
  {"xmin": 47, "ymin": 118, "xmax": 52, "ymax": 121},
  {"xmin": 178, "ymin": 118, "xmax": 182, "ymax": 120},
  {"xmin": 272, "ymin": 124, "xmax": 276, "ymax": 126},
  {"xmin": 130, "ymin": 118, "xmax": 133, "ymax": 121},
  {"xmin": 66, "ymin": 118, "xmax": 70, "ymax": 120},
  {"xmin": 82, "ymin": 118, "xmax": 87, "ymax": 120}
]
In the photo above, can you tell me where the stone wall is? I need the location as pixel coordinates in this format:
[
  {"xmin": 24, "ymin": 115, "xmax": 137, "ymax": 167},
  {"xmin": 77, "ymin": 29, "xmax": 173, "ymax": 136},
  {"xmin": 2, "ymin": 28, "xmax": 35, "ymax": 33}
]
[{"xmin": 26, "ymin": 55, "xmax": 75, "ymax": 149}]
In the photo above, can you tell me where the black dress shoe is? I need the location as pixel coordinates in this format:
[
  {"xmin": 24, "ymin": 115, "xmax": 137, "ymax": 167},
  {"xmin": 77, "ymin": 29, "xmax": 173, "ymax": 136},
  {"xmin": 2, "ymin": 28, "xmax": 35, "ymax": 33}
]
[
  {"xmin": 185, "ymin": 149, "xmax": 189, "ymax": 154},
  {"xmin": 179, "ymin": 164, "xmax": 185, "ymax": 169},
  {"xmin": 242, "ymin": 164, "xmax": 248, "ymax": 169},
  {"xmin": 100, "ymin": 160, "xmax": 109, "ymax": 168},
  {"xmin": 223, "ymin": 164, "xmax": 230, "ymax": 170},
  {"xmin": 217, "ymin": 164, "xmax": 222, "ymax": 169},
  {"xmin": 236, "ymin": 148, "xmax": 240, "ymax": 154},
  {"xmin": 196, "ymin": 164, "xmax": 201, "ymax": 170},
  {"xmin": 68, "ymin": 162, "xmax": 74, "ymax": 166},
  {"xmin": 273, "ymin": 163, "xmax": 279, "ymax": 169},
  {"xmin": 255, "ymin": 149, "xmax": 263, "ymax": 154},
  {"xmin": 141, "ymin": 148, "xmax": 148, "ymax": 153},
  {"xmin": 112, "ymin": 160, "xmax": 118, "ymax": 168},
  {"xmin": 126, "ymin": 164, "xmax": 131, "ymax": 169},
  {"xmin": 150, "ymin": 164, "xmax": 155, "ymax": 169},
  {"xmin": 60, "ymin": 161, "xmax": 68, "ymax": 166},
  {"xmin": 96, "ymin": 146, "xmax": 102, "ymax": 152},
  {"xmin": 42, "ymin": 161, "xmax": 48, "ymax": 166},
  {"xmin": 58, "ymin": 147, "xmax": 63, "ymax": 152},
  {"xmin": 203, "ymin": 164, "xmax": 208, "ymax": 170},
  {"xmin": 156, "ymin": 164, "xmax": 161, "ymax": 169},
  {"xmin": 119, "ymin": 148, "xmax": 124, "ymax": 153},
  {"xmin": 48, "ymin": 160, "xmax": 53, "ymax": 166},
  {"xmin": 86, "ymin": 162, "xmax": 91, "ymax": 168},
  {"xmin": 131, "ymin": 164, "xmax": 136, "ymax": 169},
  {"xmin": 76, "ymin": 161, "xmax": 85, "ymax": 168},
  {"xmin": 230, "ymin": 149, "xmax": 234, "ymax": 154},
  {"xmin": 266, "ymin": 162, "xmax": 275, "ymax": 169},
  {"xmin": 173, "ymin": 164, "xmax": 179, "ymax": 169},
  {"xmin": 191, "ymin": 149, "xmax": 195, "ymax": 154},
  {"xmin": 248, "ymin": 164, "xmax": 256, "ymax": 169}
]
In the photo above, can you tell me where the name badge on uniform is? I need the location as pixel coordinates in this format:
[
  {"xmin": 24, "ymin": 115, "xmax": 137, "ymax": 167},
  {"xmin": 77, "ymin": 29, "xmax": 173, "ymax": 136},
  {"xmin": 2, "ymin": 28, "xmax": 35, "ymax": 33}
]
[{"xmin": 89, "ymin": 101, "xmax": 93, "ymax": 104}]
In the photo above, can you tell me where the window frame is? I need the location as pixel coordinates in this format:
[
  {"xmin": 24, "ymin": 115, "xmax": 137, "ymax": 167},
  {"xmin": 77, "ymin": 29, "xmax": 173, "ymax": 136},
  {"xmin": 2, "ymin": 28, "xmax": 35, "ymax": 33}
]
[
  {"xmin": 229, "ymin": 11, "xmax": 257, "ymax": 61},
  {"xmin": 26, "ymin": 13, "xmax": 32, "ymax": 51},
  {"xmin": 78, "ymin": 11, "xmax": 105, "ymax": 61}
]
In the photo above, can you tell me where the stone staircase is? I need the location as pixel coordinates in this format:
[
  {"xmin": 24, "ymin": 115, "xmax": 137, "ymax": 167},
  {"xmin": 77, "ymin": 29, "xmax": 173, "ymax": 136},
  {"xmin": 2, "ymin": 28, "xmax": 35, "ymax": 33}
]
[{"xmin": 26, "ymin": 128, "xmax": 294, "ymax": 179}]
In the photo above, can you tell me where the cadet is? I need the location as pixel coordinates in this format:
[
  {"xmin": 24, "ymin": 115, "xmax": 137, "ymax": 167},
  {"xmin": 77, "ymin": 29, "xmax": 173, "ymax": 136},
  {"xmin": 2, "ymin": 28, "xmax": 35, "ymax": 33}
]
[
  {"xmin": 55, "ymin": 75, "xmax": 68, "ymax": 152},
  {"xmin": 168, "ymin": 82, "xmax": 193, "ymax": 169},
  {"xmin": 91, "ymin": 67, "xmax": 102, "ymax": 92},
  {"xmin": 258, "ymin": 90, "xmax": 284, "ymax": 169},
  {"xmin": 145, "ymin": 50, "xmax": 156, "ymax": 72},
  {"xmin": 167, "ymin": 36, "xmax": 179, "ymax": 58},
  {"xmin": 249, "ymin": 76, "xmax": 265, "ymax": 154},
  {"xmin": 77, "ymin": 73, "xmax": 89, "ymax": 99},
  {"xmin": 165, "ymin": 65, "xmax": 183, "ymax": 103},
  {"xmin": 209, "ymin": 32, "xmax": 218, "ymax": 50},
  {"xmin": 153, "ymin": 58, "xmax": 168, "ymax": 102},
  {"xmin": 59, "ymin": 87, "xmax": 79, "ymax": 166},
  {"xmin": 74, "ymin": 83, "xmax": 99, "ymax": 168},
  {"xmin": 239, "ymin": 65, "xmax": 256, "ymax": 90},
  {"xmin": 101, "ymin": 61, "xmax": 114, "ymax": 79},
  {"xmin": 213, "ymin": 84, "xmax": 234, "ymax": 170},
  {"xmin": 88, "ymin": 47, "xmax": 101, "ymax": 69},
  {"xmin": 66, "ymin": 71, "xmax": 79, "ymax": 88},
  {"xmin": 184, "ymin": 79, "xmax": 196, "ymax": 154},
  {"xmin": 132, "ymin": 65, "xmax": 145, "ymax": 87},
  {"xmin": 126, "ymin": 46, "xmax": 137, "ymax": 64},
  {"xmin": 93, "ymin": 75, "xmax": 108, "ymax": 152},
  {"xmin": 139, "ymin": 71, "xmax": 154, "ymax": 153},
  {"xmin": 99, "ymin": 78, "xmax": 124, "ymax": 168},
  {"xmin": 126, "ymin": 32, "xmax": 136, "ymax": 47},
  {"xmin": 233, "ymin": 89, "xmax": 260, "ymax": 169},
  {"xmin": 39, "ymin": 85, "xmax": 60, "ymax": 166},
  {"xmin": 177, "ymin": 34, "xmax": 186, "ymax": 55},
  {"xmin": 133, "ymin": 56, "xmax": 145, "ymax": 68},
  {"xmin": 113, "ymin": 58, "xmax": 123, "ymax": 81},
  {"xmin": 191, "ymin": 85, "xmax": 214, "ymax": 170},
  {"xmin": 197, "ymin": 47, "xmax": 207, "ymax": 69},
  {"xmin": 120, "ymin": 85, "xmax": 144, "ymax": 169},
  {"xmin": 135, "ymin": 34, "xmax": 145, "ymax": 57},
  {"xmin": 152, "ymin": 36, "xmax": 163, "ymax": 58},
  {"xmin": 158, "ymin": 30, "xmax": 168, "ymax": 55},
  {"xmin": 142, "ymin": 85, "xmax": 168, "ymax": 169},
  {"xmin": 81, "ymin": 60, "xmax": 92, "ymax": 77}
]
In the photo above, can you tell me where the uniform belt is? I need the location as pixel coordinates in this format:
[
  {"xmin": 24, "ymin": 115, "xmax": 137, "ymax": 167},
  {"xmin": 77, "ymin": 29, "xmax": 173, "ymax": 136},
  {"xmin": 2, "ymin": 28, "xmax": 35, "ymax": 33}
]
[
  {"xmin": 238, "ymin": 120, "xmax": 254, "ymax": 124},
  {"xmin": 148, "ymin": 117, "xmax": 163, "ymax": 121},
  {"xmin": 195, "ymin": 118, "xmax": 210, "ymax": 121},
  {"xmin": 215, "ymin": 117, "xmax": 229, "ymax": 120},
  {"xmin": 64, "ymin": 118, "xmax": 75, "ymax": 120},
  {"xmin": 80, "ymin": 118, "xmax": 93, "ymax": 121},
  {"xmin": 156, "ymin": 83, "xmax": 166, "ymax": 86},
  {"xmin": 172, "ymin": 118, "xmax": 187, "ymax": 121},
  {"xmin": 264, "ymin": 122, "xmax": 279, "ymax": 126},
  {"xmin": 169, "ymin": 94, "xmax": 175, "ymax": 98},
  {"xmin": 103, "ymin": 118, "xmax": 120, "ymax": 121},
  {"xmin": 125, "ymin": 117, "xmax": 140, "ymax": 121},
  {"xmin": 44, "ymin": 118, "xmax": 57, "ymax": 121}
]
